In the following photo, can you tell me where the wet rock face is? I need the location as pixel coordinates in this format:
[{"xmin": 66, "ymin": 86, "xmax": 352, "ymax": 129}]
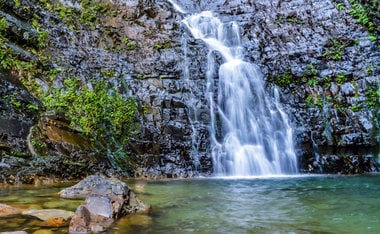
[
  {"xmin": 0, "ymin": 74, "xmax": 42, "ymax": 183},
  {"xmin": 38, "ymin": 0, "xmax": 213, "ymax": 178},
  {"xmin": 173, "ymin": 0, "xmax": 379, "ymax": 172},
  {"xmin": 303, "ymin": 154, "xmax": 379, "ymax": 174},
  {"xmin": 0, "ymin": 73, "xmax": 40, "ymax": 153},
  {"xmin": 0, "ymin": 0, "xmax": 378, "ymax": 178}
]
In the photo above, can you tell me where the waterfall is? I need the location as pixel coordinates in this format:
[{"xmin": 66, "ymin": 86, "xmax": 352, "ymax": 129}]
[{"xmin": 182, "ymin": 11, "xmax": 298, "ymax": 176}]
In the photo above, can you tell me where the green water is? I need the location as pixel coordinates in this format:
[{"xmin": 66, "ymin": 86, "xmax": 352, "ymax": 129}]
[{"xmin": 1, "ymin": 175, "xmax": 379, "ymax": 233}]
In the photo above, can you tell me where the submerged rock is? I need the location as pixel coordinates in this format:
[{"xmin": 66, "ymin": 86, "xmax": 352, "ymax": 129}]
[
  {"xmin": 0, "ymin": 232, "xmax": 28, "ymax": 234},
  {"xmin": 0, "ymin": 204, "xmax": 24, "ymax": 217},
  {"xmin": 40, "ymin": 217, "xmax": 70, "ymax": 228},
  {"xmin": 22, "ymin": 209, "xmax": 75, "ymax": 221},
  {"xmin": 60, "ymin": 175, "xmax": 149, "ymax": 233}
]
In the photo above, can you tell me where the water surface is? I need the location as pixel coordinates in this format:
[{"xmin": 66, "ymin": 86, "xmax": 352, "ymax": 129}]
[{"xmin": 1, "ymin": 175, "xmax": 379, "ymax": 233}]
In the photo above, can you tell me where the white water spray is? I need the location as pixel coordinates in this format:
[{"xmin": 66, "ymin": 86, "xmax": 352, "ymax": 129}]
[
  {"xmin": 167, "ymin": 0, "xmax": 187, "ymax": 14},
  {"xmin": 182, "ymin": 10, "xmax": 298, "ymax": 176}
]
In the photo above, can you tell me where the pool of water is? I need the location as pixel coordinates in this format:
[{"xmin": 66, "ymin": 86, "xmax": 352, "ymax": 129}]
[{"xmin": 1, "ymin": 174, "xmax": 380, "ymax": 233}]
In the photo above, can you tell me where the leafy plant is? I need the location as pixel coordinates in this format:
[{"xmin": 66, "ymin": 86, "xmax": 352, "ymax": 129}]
[
  {"xmin": 336, "ymin": 72, "xmax": 347, "ymax": 85},
  {"xmin": 43, "ymin": 78, "xmax": 139, "ymax": 169},
  {"xmin": 322, "ymin": 39, "xmax": 348, "ymax": 61},
  {"xmin": 0, "ymin": 16, "xmax": 7, "ymax": 34},
  {"xmin": 306, "ymin": 63, "xmax": 318, "ymax": 76},
  {"xmin": 368, "ymin": 34, "xmax": 376, "ymax": 42},
  {"xmin": 154, "ymin": 42, "xmax": 171, "ymax": 50},
  {"xmin": 305, "ymin": 95, "xmax": 323, "ymax": 108},
  {"xmin": 308, "ymin": 78, "xmax": 318, "ymax": 87},
  {"xmin": 13, "ymin": 0, "xmax": 20, "ymax": 6},
  {"xmin": 349, "ymin": 0, "xmax": 375, "ymax": 32},
  {"xmin": 272, "ymin": 67, "xmax": 295, "ymax": 87},
  {"xmin": 122, "ymin": 37, "xmax": 136, "ymax": 51},
  {"xmin": 32, "ymin": 19, "xmax": 49, "ymax": 48},
  {"xmin": 336, "ymin": 3, "xmax": 346, "ymax": 10},
  {"xmin": 365, "ymin": 86, "xmax": 380, "ymax": 110}
]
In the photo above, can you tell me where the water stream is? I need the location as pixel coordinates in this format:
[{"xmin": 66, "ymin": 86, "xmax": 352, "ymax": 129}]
[{"xmin": 182, "ymin": 11, "xmax": 298, "ymax": 176}]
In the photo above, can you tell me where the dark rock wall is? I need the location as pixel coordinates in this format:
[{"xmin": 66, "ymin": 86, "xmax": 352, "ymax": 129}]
[{"xmin": 0, "ymin": 0, "xmax": 378, "ymax": 180}]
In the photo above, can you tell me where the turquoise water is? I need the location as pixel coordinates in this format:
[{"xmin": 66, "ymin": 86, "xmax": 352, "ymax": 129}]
[
  {"xmin": 120, "ymin": 175, "xmax": 380, "ymax": 234},
  {"xmin": 1, "ymin": 175, "xmax": 380, "ymax": 233}
]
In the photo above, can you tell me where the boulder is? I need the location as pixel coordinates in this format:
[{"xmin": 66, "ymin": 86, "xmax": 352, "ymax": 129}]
[{"xmin": 59, "ymin": 175, "xmax": 149, "ymax": 233}]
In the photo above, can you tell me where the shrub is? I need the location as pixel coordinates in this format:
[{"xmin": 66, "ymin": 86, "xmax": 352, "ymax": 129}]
[{"xmin": 43, "ymin": 77, "xmax": 139, "ymax": 170}]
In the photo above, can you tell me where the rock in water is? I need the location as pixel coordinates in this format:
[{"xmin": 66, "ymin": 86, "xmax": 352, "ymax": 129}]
[
  {"xmin": 60, "ymin": 175, "xmax": 149, "ymax": 233},
  {"xmin": 21, "ymin": 209, "xmax": 75, "ymax": 221},
  {"xmin": 0, "ymin": 204, "xmax": 23, "ymax": 216}
]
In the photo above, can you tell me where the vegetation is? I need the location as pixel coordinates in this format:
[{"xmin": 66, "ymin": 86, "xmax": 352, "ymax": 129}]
[
  {"xmin": 43, "ymin": 78, "xmax": 138, "ymax": 170},
  {"xmin": 322, "ymin": 38, "xmax": 349, "ymax": 61},
  {"xmin": 37, "ymin": 0, "xmax": 115, "ymax": 29},
  {"xmin": 272, "ymin": 67, "xmax": 294, "ymax": 87},
  {"xmin": 0, "ymin": 1, "xmax": 139, "ymax": 170},
  {"xmin": 154, "ymin": 42, "xmax": 172, "ymax": 50},
  {"xmin": 305, "ymin": 94, "xmax": 324, "ymax": 109},
  {"xmin": 365, "ymin": 86, "xmax": 380, "ymax": 110},
  {"xmin": 303, "ymin": 63, "xmax": 319, "ymax": 86},
  {"xmin": 122, "ymin": 37, "xmax": 137, "ymax": 51},
  {"xmin": 348, "ymin": 0, "xmax": 375, "ymax": 32},
  {"xmin": 274, "ymin": 14, "xmax": 304, "ymax": 25},
  {"xmin": 334, "ymin": 0, "xmax": 379, "ymax": 43},
  {"xmin": 336, "ymin": 72, "xmax": 347, "ymax": 85}
]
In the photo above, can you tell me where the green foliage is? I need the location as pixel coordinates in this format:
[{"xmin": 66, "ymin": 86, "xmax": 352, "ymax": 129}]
[
  {"xmin": 10, "ymin": 97, "xmax": 22, "ymax": 108},
  {"xmin": 368, "ymin": 34, "xmax": 377, "ymax": 42},
  {"xmin": 32, "ymin": 19, "xmax": 49, "ymax": 48},
  {"xmin": 27, "ymin": 103, "xmax": 40, "ymax": 111},
  {"xmin": 286, "ymin": 17, "xmax": 297, "ymax": 24},
  {"xmin": 322, "ymin": 39, "xmax": 348, "ymax": 61},
  {"xmin": 305, "ymin": 95, "xmax": 324, "ymax": 109},
  {"xmin": 154, "ymin": 42, "xmax": 171, "ymax": 50},
  {"xmin": 0, "ymin": 42, "xmax": 44, "ymax": 94},
  {"xmin": 306, "ymin": 63, "xmax": 318, "ymax": 76},
  {"xmin": 321, "ymin": 76, "xmax": 331, "ymax": 88},
  {"xmin": 308, "ymin": 78, "xmax": 318, "ymax": 87},
  {"xmin": 349, "ymin": 0, "xmax": 375, "ymax": 32},
  {"xmin": 122, "ymin": 37, "xmax": 136, "ymax": 51},
  {"xmin": 13, "ymin": 0, "xmax": 20, "ymax": 6},
  {"xmin": 336, "ymin": 3, "xmax": 346, "ymax": 10},
  {"xmin": 43, "ymin": 78, "xmax": 139, "ymax": 169},
  {"xmin": 286, "ymin": 17, "xmax": 304, "ymax": 25},
  {"xmin": 273, "ymin": 67, "xmax": 294, "ymax": 87},
  {"xmin": 81, "ymin": 0, "xmax": 107, "ymax": 25},
  {"xmin": 55, "ymin": 4, "xmax": 75, "ymax": 24},
  {"xmin": 38, "ymin": 0, "xmax": 112, "ymax": 28},
  {"xmin": 100, "ymin": 69, "xmax": 115, "ymax": 77},
  {"xmin": 365, "ymin": 86, "xmax": 380, "ymax": 110},
  {"xmin": 0, "ymin": 16, "xmax": 7, "ymax": 33},
  {"xmin": 274, "ymin": 15, "xmax": 284, "ymax": 25},
  {"xmin": 366, "ymin": 65, "xmax": 374, "ymax": 75},
  {"xmin": 303, "ymin": 63, "xmax": 319, "ymax": 86},
  {"xmin": 336, "ymin": 72, "xmax": 347, "ymax": 85}
]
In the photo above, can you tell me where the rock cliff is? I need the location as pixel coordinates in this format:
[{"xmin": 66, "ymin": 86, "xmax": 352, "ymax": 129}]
[{"xmin": 0, "ymin": 0, "xmax": 378, "ymax": 181}]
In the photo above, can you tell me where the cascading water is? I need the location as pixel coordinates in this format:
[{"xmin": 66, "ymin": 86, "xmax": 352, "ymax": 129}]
[{"xmin": 182, "ymin": 11, "xmax": 298, "ymax": 176}]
